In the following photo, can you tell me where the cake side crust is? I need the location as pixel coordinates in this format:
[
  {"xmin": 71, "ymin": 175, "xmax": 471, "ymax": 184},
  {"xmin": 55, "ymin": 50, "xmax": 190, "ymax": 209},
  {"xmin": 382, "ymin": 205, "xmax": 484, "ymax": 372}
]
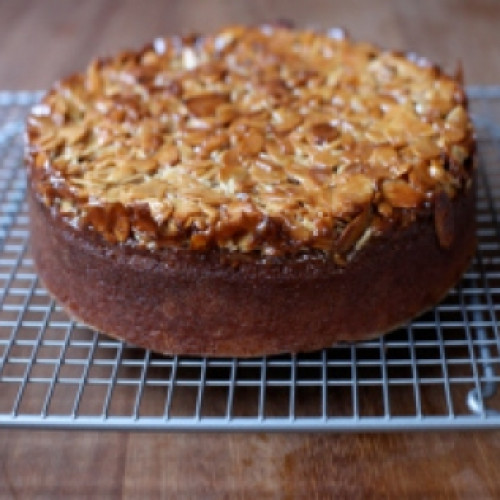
[{"xmin": 28, "ymin": 181, "xmax": 476, "ymax": 357}]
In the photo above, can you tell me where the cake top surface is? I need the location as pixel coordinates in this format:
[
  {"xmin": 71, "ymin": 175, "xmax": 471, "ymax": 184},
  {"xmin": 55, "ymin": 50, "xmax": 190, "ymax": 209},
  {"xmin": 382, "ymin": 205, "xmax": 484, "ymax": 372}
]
[{"xmin": 26, "ymin": 25, "xmax": 474, "ymax": 259}]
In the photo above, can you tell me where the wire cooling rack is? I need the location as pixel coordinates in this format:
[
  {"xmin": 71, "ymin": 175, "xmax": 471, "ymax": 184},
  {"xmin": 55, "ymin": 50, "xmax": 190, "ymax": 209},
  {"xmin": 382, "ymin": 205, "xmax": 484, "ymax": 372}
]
[{"xmin": 1, "ymin": 88, "xmax": 500, "ymax": 431}]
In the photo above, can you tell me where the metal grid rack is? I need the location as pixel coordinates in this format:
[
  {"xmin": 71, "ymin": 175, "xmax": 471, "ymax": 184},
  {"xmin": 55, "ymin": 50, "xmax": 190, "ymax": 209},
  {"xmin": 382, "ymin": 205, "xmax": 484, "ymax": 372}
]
[{"xmin": 1, "ymin": 88, "xmax": 500, "ymax": 432}]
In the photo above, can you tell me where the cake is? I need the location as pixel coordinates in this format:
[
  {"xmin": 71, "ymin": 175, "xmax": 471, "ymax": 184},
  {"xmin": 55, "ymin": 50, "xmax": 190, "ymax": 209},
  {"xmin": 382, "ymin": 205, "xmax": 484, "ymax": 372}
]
[{"xmin": 25, "ymin": 25, "xmax": 476, "ymax": 357}]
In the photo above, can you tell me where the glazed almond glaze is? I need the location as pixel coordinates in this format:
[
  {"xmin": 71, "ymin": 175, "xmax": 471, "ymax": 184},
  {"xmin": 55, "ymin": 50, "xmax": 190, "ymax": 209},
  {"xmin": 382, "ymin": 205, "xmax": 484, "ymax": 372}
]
[{"xmin": 26, "ymin": 25, "xmax": 475, "ymax": 261}]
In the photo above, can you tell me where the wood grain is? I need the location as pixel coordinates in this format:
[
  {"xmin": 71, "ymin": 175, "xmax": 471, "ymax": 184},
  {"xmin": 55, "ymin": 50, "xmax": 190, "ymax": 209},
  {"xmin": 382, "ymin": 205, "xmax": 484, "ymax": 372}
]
[
  {"xmin": 1, "ymin": 0, "xmax": 500, "ymax": 497},
  {"xmin": 0, "ymin": 0, "xmax": 499, "ymax": 89},
  {"xmin": 2, "ymin": 430, "xmax": 500, "ymax": 498}
]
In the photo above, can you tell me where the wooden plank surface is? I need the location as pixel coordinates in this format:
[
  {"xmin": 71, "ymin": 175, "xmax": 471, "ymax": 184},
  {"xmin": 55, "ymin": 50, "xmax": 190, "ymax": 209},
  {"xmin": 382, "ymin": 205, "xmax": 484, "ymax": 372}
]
[
  {"xmin": 1, "ymin": 0, "xmax": 500, "ymax": 498},
  {"xmin": 1, "ymin": 0, "xmax": 500, "ymax": 88},
  {"xmin": 2, "ymin": 430, "xmax": 500, "ymax": 498}
]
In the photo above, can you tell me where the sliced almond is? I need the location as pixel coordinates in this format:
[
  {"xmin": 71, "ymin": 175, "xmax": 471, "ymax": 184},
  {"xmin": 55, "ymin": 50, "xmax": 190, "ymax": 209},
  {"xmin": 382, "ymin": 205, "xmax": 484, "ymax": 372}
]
[
  {"xmin": 250, "ymin": 159, "xmax": 286, "ymax": 184},
  {"xmin": 368, "ymin": 145, "xmax": 398, "ymax": 167},
  {"xmin": 382, "ymin": 179, "xmax": 423, "ymax": 208},
  {"xmin": 408, "ymin": 161, "xmax": 441, "ymax": 191},
  {"xmin": 85, "ymin": 206, "xmax": 108, "ymax": 233},
  {"xmin": 446, "ymin": 105, "xmax": 468, "ymax": 128},
  {"xmin": 199, "ymin": 132, "xmax": 230, "ymax": 158},
  {"xmin": 336, "ymin": 206, "xmax": 372, "ymax": 255},
  {"xmin": 185, "ymin": 93, "xmax": 230, "ymax": 117},
  {"xmin": 235, "ymin": 129, "xmax": 265, "ymax": 157},
  {"xmin": 108, "ymin": 203, "xmax": 131, "ymax": 242},
  {"xmin": 338, "ymin": 174, "xmax": 374, "ymax": 206},
  {"xmin": 179, "ymin": 128, "xmax": 212, "ymax": 146},
  {"xmin": 272, "ymin": 108, "xmax": 302, "ymax": 134},
  {"xmin": 129, "ymin": 158, "xmax": 158, "ymax": 174},
  {"xmin": 309, "ymin": 123, "xmax": 339, "ymax": 144},
  {"xmin": 221, "ymin": 149, "xmax": 240, "ymax": 169},
  {"xmin": 156, "ymin": 144, "xmax": 180, "ymax": 166},
  {"xmin": 434, "ymin": 189, "xmax": 455, "ymax": 248},
  {"xmin": 219, "ymin": 163, "xmax": 247, "ymax": 185},
  {"xmin": 190, "ymin": 232, "xmax": 210, "ymax": 250}
]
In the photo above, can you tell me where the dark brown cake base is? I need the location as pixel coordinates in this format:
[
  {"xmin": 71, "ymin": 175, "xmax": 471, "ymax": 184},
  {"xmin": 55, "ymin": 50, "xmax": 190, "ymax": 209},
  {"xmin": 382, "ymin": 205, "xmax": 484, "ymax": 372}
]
[{"xmin": 28, "ymin": 184, "xmax": 476, "ymax": 357}]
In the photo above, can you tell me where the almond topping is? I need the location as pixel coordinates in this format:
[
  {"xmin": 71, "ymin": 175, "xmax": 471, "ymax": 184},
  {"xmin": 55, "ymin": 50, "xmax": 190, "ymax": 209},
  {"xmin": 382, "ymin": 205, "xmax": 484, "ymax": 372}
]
[{"xmin": 27, "ymin": 25, "xmax": 474, "ymax": 257}]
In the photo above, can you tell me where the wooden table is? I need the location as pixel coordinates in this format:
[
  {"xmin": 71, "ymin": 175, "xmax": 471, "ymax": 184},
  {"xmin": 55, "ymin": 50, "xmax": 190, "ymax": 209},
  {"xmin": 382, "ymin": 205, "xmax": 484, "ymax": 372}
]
[{"xmin": 1, "ymin": 1, "xmax": 500, "ymax": 497}]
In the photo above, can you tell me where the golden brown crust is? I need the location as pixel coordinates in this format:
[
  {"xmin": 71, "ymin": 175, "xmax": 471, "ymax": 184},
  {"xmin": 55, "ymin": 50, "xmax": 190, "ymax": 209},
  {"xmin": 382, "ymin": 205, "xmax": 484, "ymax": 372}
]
[
  {"xmin": 28, "ymin": 181, "xmax": 476, "ymax": 357},
  {"xmin": 26, "ymin": 25, "xmax": 475, "ymax": 260}
]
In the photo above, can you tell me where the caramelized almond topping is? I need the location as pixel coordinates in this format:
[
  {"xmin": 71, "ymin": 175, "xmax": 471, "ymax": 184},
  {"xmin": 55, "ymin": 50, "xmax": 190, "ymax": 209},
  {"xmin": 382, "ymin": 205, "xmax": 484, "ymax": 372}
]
[{"xmin": 26, "ymin": 25, "xmax": 475, "ymax": 259}]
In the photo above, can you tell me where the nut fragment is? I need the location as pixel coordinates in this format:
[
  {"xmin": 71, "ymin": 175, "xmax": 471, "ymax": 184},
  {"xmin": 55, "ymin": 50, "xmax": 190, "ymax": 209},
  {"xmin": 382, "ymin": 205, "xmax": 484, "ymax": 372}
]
[
  {"xmin": 250, "ymin": 158, "xmax": 287, "ymax": 184},
  {"xmin": 368, "ymin": 146, "xmax": 398, "ymax": 168},
  {"xmin": 156, "ymin": 144, "xmax": 179, "ymax": 166},
  {"xmin": 408, "ymin": 162, "xmax": 437, "ymax": 191},
  {"xmin": 331, "ymin": 174, "xmax": 374, "ymax": 216},
  {"xmin": 434, "ymin": 189, "xmax": 455, "ymax": 248},
  {"xmin": 109, "ymin": 203, "xmax": 131, "ymax": 242},
  {"xmin": 221, "ymin": 149, "xmax": 240, "ymax": 169},
  {"xmin": 129, "ymin": 158, "xmax": 158, "ymax": 174},
  {"xmin": 309, "ymin": 123, "xmax": 339, "ymax": 144},
  {"xmin": 272, "ymin": 108, "xmax": 302, "ymax": 134},
  {"xmin": 265, "ymin": 137, "xmax": 294, "ymax": 159},
  {"xmin": 199, "ymin": 133, "xmax": 230, "ymax": 158},
  {"xmin": 336, "ymin": 206, "xmax": 372, "ymax": 255},
  {"xmin": 446, "ymin": 105, "xmax": 467, "ymax": 128},
  {"xmin": 85, "ymin": 206, "xmax": 108, "ymax": 233},
  {"xmin": 235, "ymin": 129, "xmax": 265, "ymax": 157},
  {"xmin": 382, "ymin": 179, "xmax": 423, "ymax": 208},
  {"xmin": 185, "ymin": 93, "xmax": 230, "ymax": 117}
]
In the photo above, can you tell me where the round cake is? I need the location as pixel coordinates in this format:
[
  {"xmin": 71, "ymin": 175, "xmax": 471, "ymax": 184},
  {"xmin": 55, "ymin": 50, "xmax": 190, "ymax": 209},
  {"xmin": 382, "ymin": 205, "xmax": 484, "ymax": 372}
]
[{"xmin": 26, "ymin": 25, "xmax": 476, "ymax": 357}]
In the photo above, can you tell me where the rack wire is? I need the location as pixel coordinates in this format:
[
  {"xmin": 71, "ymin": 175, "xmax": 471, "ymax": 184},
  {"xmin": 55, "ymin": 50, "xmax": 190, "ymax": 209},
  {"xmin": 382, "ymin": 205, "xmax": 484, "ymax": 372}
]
[{"xmin": 1, "ymin": 88, "xmax": 500, "ymax": 431}]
